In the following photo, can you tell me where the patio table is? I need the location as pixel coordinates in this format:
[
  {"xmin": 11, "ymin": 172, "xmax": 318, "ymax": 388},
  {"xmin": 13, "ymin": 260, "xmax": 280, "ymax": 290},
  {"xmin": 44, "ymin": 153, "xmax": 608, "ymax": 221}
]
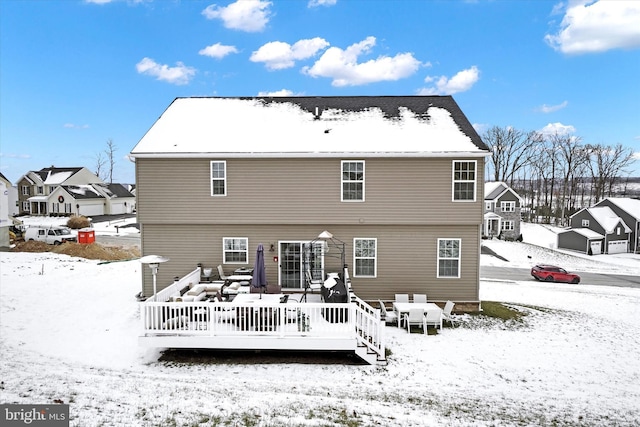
[
  {"xmin": 232, "ymin": 293, "xmax": 282, "ymax": 330},
  {"xmin": 392, "ymin": 302, "xmax": 442, "ymax": 328}
]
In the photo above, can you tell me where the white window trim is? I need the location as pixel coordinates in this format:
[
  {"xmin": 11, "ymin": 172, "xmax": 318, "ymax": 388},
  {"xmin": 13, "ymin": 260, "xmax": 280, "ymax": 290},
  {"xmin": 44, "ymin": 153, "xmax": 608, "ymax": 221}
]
[
  {"xmin": 581, "ymin": 219, "xmax": 589, "ymax": 227},
  {"xmin": 22, "ymin": 185, "xmax": 29, "ymax": 196},
  {"xmin": 451, "ymin": 160, "xmax": 477, "ymax": 202},
  {"xmin": 501, "ymin": 220, "xmax": 514, "ymax": 231},
  {"xmin": 485, "ymin": 202, "xmax": 492, "ymax": 211},
  {"xmin": 210, "ymin": 160, "xmax": 227, "ymax": 197},
  {"xmin": 341, "ymin": 160, "xmax": 365, "ymax": 202},
  {"xmin": 353, "ymin": 237, "xmax": 377, "ymax": 278},
  {"xmin": 223, "ymin": 237, "xmax": 248, "ymax": 264},
  {"xmin": 437, "ymin": 238, "xmax": 461, "ymax": 279},
  {"xmin": 501, "ymin": 201, "xmax": 515, "ymax": 212}
]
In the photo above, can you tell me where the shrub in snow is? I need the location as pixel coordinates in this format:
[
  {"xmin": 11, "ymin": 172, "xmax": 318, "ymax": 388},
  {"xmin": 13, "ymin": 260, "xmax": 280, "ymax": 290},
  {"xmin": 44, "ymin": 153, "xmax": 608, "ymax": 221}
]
[{"xmin": 66, "ymin": 215, "xmax": 91, "ymax": 229}]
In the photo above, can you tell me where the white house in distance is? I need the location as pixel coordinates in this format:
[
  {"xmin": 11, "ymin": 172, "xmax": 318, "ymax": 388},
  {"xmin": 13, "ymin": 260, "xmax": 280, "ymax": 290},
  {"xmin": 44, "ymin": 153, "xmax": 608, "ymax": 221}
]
[{"xmin": 16, "ymin": 166, "xmax": 135, "ymax": 216}]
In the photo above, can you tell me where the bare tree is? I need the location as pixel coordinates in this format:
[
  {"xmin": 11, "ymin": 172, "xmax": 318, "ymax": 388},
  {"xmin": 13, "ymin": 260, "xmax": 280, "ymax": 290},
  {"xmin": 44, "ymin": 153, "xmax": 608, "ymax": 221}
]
[
  {"xmin": 551, "ymin": 132, "xmax": 584, "ymax": 225},
  {"xmin": 482, "ymin": 126, "xmax": 540, "ymax": 186},
  {"xmin": 105, "ymin": 138, "xmax": 117, "ymax": 184},
  {"xmin": 587, "ymin": 143, "xmax": 635, "ymax": 203},
  {"xmin": 94, "ymin": 152, "xmax": 108, "ymax": 181}
]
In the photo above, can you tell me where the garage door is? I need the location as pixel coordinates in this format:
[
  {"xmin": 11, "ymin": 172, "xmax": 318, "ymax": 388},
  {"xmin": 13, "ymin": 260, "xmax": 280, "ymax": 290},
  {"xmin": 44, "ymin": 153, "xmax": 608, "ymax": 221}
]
[
  {"xmin": 590, "ymin": 241, "xmax": 602, "ymax": 255},
  {"xmin": 608, "ymin": 240, "xmax": 628, "ymax": 254}
]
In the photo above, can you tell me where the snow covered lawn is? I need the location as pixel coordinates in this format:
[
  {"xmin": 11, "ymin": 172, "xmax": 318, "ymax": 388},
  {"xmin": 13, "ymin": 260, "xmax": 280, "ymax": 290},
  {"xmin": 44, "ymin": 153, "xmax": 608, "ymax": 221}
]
[{"xmin": 1, "ymin": 221, "xmax": 639, "ymax": 425}]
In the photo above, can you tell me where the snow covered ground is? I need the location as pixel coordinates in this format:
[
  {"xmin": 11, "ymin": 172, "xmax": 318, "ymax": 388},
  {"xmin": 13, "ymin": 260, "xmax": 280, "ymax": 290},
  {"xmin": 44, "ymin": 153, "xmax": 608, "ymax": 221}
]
[{"xmin": 1, "ymin": 220, "xmax": 639, "ymax": 426}]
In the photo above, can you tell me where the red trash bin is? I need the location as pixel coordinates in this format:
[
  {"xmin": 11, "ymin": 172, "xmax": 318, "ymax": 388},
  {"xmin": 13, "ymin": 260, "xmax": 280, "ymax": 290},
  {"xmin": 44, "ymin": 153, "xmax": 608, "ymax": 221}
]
[{"xmin": 77, "ymin": 228, "xmax": 95, "ymax": 244}]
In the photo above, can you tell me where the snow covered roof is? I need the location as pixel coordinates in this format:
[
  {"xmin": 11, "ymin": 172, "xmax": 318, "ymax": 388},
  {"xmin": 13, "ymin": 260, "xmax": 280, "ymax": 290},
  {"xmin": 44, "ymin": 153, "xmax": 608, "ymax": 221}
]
[
  {"xmin": 131, "ymin": 96, "xmax": 489, "ymax": 159},
  {"xmin": 586, "ymin": 206, "xmax": 632, "ymax": 234},
  {"xmin": 33, "ymin": 167, "xmax": 82, "ymax": 185},
  {"xmin": 560, "ymin": 228, "xmax": 604, "ymax": 239},
  {"xmin": 600, "ymin": 198, "xmax": 640, "ymax": 221},
  {"xmin": 63, "ymin": 185, "xmax": 104, "ymax": 200},
  {"xmin": 484, "ymin": 181, "xmax": 523, "ymax": 202}
]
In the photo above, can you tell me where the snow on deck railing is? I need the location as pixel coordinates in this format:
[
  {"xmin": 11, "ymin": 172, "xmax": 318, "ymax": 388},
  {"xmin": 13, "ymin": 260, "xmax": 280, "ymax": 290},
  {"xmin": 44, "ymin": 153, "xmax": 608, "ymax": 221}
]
[
  {"xmin": 141, "ymin": 301, "xmax": 355, "ymax": 337},
  {"xmin": 152, "ymin": 267, "xmax": 200, "ymax": 302}
]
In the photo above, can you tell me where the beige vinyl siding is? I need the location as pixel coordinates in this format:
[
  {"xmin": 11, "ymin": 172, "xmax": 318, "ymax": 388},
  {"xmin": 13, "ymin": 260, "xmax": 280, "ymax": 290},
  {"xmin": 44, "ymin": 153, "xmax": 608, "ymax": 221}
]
[
  {"xmin": 141, "ymin": 223, "xmax": 480, "ymax": 304},
  {"xmin": 137, "ymin": 157, "xmax": 484, "ymax": 226}
]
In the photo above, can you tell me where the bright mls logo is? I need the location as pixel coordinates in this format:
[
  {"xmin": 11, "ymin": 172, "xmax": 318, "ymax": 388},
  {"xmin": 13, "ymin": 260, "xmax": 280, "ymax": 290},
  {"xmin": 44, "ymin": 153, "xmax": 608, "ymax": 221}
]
[{"xmin": 1, "ymin": 404, "xmax": 69, "ymax": 426}]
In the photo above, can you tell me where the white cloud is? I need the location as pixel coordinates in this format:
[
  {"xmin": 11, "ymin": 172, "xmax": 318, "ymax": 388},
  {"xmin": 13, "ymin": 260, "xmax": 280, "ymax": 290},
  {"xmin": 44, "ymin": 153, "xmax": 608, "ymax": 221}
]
[
  {"xmin": 199, "ymin": 43, "xmax": 239, "ymax": 59},
  {"xmin": 537, "ymin": 100, "xmax": 569, "ymax": 113},
  {"xmin": 257, "ymin": 89, "xmax": 302, "ymax": 97},
  {"xmin": 417, "ymin": 66, "xmax": 480, "ymax": 95},
  {"xmin": 308, "ymin": 0, "xmax": 337, "ymax": 7},
  {"xmin": 250, "ymin": 38, "xmax": 329, "ymax": 70},
  {"xmin": 135, "ymin": 57, "xmax": 196, "ymax": 85},
  {"xmin": 302, "ymin": 36, "xmax": 421, "ymax": 87},
  {"xmin": 202, "ymin": 0, "xmax": 272, "ymax": 32},
  {"xmin": 545, "ymin": 0, "xmax": 640, "ymax": 54},
  {"xmin": 539, "ymin": 122, "xmax": 577, "ymax": 136},
  {"xmin": 64, "ymin": 123, "xmax": 90, "ymax": 129}
]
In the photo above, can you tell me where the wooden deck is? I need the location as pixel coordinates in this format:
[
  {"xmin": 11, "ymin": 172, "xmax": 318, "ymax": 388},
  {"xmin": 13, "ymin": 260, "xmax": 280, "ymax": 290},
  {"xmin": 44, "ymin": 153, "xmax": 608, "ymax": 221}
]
[{"xmin": 139, "ymin": 267, "xmax": 386, "ymax": 364}]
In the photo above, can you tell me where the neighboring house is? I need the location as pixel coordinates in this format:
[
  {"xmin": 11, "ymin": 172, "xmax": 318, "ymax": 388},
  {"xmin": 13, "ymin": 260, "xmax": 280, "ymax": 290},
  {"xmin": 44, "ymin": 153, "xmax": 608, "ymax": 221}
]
[
  {"xmin": 483, "ymin": 181, "xmax": 523, "ymax": 240},
  {"xmin": 594, "ymin": 198, "xmax": 640, "ymax": 254},
  {"xmin": 0, "ymin": 172, "xmax": 19, "ymax": 218},
  {"xmin": 560, "ymin": 206, "xmax": 632, "ymax": 254},
  {"xmin": 130, "ymin": 96, "xmax": 490, "ymax": 312},
  {"xmin": 16, "ymin": 167, "xmax": 134, "ymax": 216},
  {"xmin": 0, "ymin": 177, "xmax": 9, "ymax": 248}
]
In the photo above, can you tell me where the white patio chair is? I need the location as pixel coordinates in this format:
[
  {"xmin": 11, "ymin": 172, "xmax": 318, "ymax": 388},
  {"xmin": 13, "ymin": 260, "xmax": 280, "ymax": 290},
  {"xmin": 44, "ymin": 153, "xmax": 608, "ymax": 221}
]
[
  {"xmin": 217, "ymin": 265, "xmax": 228, "ymax": 281},
  {"xmin": 442, "ymin": 300, "xmax": 458, "ymax": 327},
  {"xmin": 395, "ymin": 294, "xmax": 409, "ymax": 303},
  {"xmin": 403, "ymin": 308, "xmax": 425, "ymax": 333},
  {"xmin": 423, "ymin": 309, "xmax": 442, "ymax": 331},
  {"xmin": 413, "ymin": 294, "xmax": 427, "ymax": 303},
  {"xmin": 378, "ymin": 300, "xmax": 398, "ymax": 326}
]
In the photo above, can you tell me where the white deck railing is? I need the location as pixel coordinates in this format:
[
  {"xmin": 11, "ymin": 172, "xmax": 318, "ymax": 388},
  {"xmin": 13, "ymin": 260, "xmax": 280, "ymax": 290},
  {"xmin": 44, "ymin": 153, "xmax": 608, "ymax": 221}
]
[{"xmin": 140, "ymin": 267, "xmax": 385, "ymax": 363}]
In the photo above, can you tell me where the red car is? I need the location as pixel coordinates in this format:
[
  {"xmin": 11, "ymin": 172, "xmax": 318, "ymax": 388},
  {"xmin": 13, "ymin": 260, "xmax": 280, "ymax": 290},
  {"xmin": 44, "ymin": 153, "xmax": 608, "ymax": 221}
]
[{"xmin": 531, "ymin": 265, "xmax": 580, "ymax": 284}]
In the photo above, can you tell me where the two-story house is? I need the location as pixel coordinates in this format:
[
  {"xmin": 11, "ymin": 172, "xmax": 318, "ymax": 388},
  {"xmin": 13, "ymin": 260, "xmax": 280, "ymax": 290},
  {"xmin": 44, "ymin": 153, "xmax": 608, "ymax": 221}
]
[
  {"xmin": 16, "ymin": 167, "xmax": 135, "ymax": 216},
  {"xmin": 594, "ymin": 198, "xmax": 640, "ymax": 253},
  {"xmin": 483, "ymin": 182, "xmax": 523, "ymax": 240},
  {"xmin": 130, "ymin": 96, "xmax": 490, "ymax": 311},
  {"xmin": 559, "ymin": 206, "xmax": 631, "ymax": 254}
]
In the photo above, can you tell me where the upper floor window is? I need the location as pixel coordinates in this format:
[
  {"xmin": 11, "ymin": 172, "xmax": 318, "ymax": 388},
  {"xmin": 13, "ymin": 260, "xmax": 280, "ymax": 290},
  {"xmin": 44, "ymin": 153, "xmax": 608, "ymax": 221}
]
[
  {"xmin": 437, "ymin": 238, "xmax": 461, "ymax": 278},
  {"xmin": 341, "ymin": 161, "xmax": 365, "ymax": 202},
  {"xmin": 452, "ymin": 161, "xmax": 476, "ymax": 201},
  {"xmin": 210, "ymin": 161, "xmax": 226, "ymax": 196},
  {"xmin": 354, "ymin": 238, "xmax": 377, "ymax": 277},
  {"xmin": 21, "ymin": 185, "xmax": 30, "ymax": 196},
  {"xmin": 37, "ymin": 186, "xmax": 44, "ymax": 195},
  {"xmin": 501, "ymin": 201, "xmax": 515, "ymax": 212},
  {"xmin": 223, "ymin": 237, "xmax": 248, "ymax": 264},
  {"xmin": 581, "ymin": 219, "xmax": 589, "ymax": 227},
  {"xmin": 485, "ymin": 202, "xmax": 492, "ymax": 211}
]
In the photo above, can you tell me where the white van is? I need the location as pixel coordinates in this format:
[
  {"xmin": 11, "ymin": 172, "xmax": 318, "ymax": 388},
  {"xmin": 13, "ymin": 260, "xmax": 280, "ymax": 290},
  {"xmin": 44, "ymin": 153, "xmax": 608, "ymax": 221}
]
[{"xmin": 24, "ymin": 226, "xmax": 77, "ymax": 245}]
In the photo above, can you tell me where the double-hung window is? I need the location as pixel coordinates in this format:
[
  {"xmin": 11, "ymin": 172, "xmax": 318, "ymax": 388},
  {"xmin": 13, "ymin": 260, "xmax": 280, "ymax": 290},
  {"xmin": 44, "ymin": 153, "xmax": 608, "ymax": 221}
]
[
  {"xmin": 354, "ymin": 238, "xmax": 376, "ymax": 277},
  {"xmin": 452, "ymin": 160, "xmax": 476, "ymax": 201},
  {"xmin": 501, "ymin": 201, "xmax": 515, "ymax": 212},
  {"xmin": 501, "ymin": 221, "xmax": 514, "ymax": 231},
  {"xmin": 437, "ymin": 238, "xmax": 461, "ymax": 278},
  {"xmin": 21, "ymin": 186, "xmax": 29, "ymax": 196},
  {"xmin": 210, "ymin": 161, "xmax": 226, "ymax": 196},
  {"xmin": 223, "ymin": 237, "xmax": 248, "ymax": 264},
  {"xmin": 341, "ymin": 161, "xmax": 365, "ymax": 201}
]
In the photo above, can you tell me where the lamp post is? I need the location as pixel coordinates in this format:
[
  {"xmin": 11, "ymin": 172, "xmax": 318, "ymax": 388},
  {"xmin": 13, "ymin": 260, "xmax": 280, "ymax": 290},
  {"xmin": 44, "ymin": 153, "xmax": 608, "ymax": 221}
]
[{"xmin": 139, "ymin": 255, "xmax": 170, "ymax": 301}]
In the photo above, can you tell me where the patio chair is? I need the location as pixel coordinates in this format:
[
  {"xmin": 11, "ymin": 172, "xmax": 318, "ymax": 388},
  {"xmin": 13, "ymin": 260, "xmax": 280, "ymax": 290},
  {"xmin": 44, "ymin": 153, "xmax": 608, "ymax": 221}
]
[
  {"xmin": 403, "ymin": 308, "xmax": 425, "ymax": 333},
  {"xmin": 423, "ymin": 309, "xmax": 442, "ymax": 331},
  {"xmin": 413, "ymin": 294, "xmax": 427, "ymax": 303},
  {"xmin": 395, "ymin": 294, "xmax": 409, "ymax": 303},
  {"xmin": 378, "ymin": 300, "xmax": 398, "ymax": 326},
  {"xmin": 305, "ymin": 270, "xmax": 323, "ymax": 292},
  {"xmin": 217, "ymin": 265, "xmax": 228, "ymax": 281},
  {"xmin": 442, "ymin": 300, "xmax": 458, "ymax": 327}
]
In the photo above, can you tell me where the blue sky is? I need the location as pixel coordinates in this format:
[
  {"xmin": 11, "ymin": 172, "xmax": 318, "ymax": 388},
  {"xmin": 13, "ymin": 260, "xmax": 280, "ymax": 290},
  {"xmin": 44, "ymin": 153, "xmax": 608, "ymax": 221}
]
[{"xmin": 1, "ymin": 0, "xmax": 639, "ymax": 184}]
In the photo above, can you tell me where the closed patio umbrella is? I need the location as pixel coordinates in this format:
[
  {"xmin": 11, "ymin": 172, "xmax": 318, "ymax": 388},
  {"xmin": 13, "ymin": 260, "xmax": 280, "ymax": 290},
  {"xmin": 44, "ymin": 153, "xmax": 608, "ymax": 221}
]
[{"xmin": 252, "ymin": 244, "xmax": 268, "ymax": 298}]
